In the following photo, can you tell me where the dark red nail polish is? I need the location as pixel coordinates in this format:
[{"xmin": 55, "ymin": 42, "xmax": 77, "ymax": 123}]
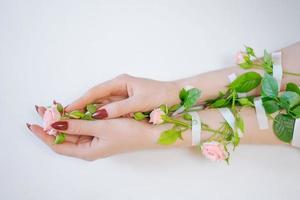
[
  {"xmin": 92, "ymin": 109, "xmax": 108, "ymax": 119},
  {"xmin": 51, "ymin": 121, "xmax": 68, "ymax": 130},
  {"xmin": 26, "ymin": 123, "xmax": 31, "ymax": 130},
  {"xmin": 35, "ymin": 105, "xmax": 39, "ymax": 113}
]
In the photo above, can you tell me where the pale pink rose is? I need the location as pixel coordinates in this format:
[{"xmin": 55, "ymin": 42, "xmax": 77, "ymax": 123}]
[
  {"xmin": 202, "ymin": 141, "xmax": 229, "ymax": 161},
  {"xmin": 236, "ymin": 51, "xmax": 247, "ymax": 64},
  {"xmin": 43, "ymin": 105, "xmax": 61, "ymax": 136},
  {"xmin": 149, "ymin": 108, "xmax": 165, "ymax": 125}
]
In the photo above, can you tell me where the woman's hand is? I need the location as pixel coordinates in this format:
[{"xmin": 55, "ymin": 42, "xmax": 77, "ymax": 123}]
[
  {"xmin": 65, "ymin": 74, "xmax": 180, "ymax": 119},
  {"xmin": 28, "ymin": 106, "xmax": 191, "ymax": 161}
]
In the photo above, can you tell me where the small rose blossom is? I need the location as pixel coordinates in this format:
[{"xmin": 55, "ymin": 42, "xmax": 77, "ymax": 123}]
[
  {"xmin": 149, "ymin": 108, "xmax": 165, "ymax": 125},
  {"xmin": 201, "ymin": 141, "xmax": 229, "ymax": 161},
  {"xmin": 236, "ymin": 51, "xmax": 247, "ymax": 64},
  {"xmin": 43, "ymin": 105, "xmax": 61, "ymax": 136}
]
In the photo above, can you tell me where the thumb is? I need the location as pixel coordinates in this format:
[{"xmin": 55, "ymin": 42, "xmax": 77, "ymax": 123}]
[{"xmin": 92, "ymin": 97, "xmax": 138, "ymax": 119}]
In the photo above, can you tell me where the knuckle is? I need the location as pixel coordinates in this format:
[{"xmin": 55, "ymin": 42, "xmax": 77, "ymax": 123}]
[{"xmin": 116, "ymin": 73, "xmax": 131, "ymax": 81}]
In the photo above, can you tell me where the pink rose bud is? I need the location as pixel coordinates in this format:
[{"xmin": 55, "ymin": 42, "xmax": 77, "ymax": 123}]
[
  {"xmin": 236, "ymin": 51, "xmax": 247, "ymax": 64},
  {"xmin": 149, "ymin": 108, "xmax": 165, "ymax": 125},
  {"xmin": 43, "ymin": 105, "xmax": 61, "ymax": 136},
  {"xmin": 201, "ymin": 141, "xmax": 229, "ymax": 161}
]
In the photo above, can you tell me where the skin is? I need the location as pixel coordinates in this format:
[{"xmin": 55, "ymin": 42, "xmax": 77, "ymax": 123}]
[{"xmin": 28, "ymin": 42, "xmax": 300, "ymax": 161}]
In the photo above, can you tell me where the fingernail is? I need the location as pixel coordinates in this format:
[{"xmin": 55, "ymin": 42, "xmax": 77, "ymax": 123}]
[
  {"xmin": 35, "ymin": 105, "xmax": 39, "ymax": 113},
  {"xmin": 64, "ymin": 105, "xmax": 69, "ymax": 110},
  {"xmin": 53, "ymin": 100, "xmax": 57, "ymax": 105},
  {"xmin": 92, "ymin": 109, "xmax": 108, "ymax": 119},
  {"xmin": 51, "ymin": 121, "xmax": 68, "ymax": 130},
  {"xmin": 26, "ymin": 123, "xmax": 32, "ymax": 130}
]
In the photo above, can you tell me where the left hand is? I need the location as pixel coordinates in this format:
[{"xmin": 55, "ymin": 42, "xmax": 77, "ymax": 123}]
[{"xmin": 27, "ymin": 106, "xmax": 191, "ymax": 161}]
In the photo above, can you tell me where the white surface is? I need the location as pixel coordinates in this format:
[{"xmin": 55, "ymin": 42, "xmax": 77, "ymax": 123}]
[{"xmin": 1, "ymin": 0, "xmax": 300, "ymax": 199}]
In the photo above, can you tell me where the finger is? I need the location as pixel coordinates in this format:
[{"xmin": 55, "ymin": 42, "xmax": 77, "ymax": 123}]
[
  {"xmin": 34, "ymin": 106, "xmax": 80, "ymax": 143},
  {"xmin": 93, "ymin": 97, "xmax": 139, "ymax": 119},
  {"xmin": 35, "ymin": 105, "xmax": 46, "ymax": 118},
  {"xmin": 27, "ymin": 124, "xmax": 92, "ymax": 158},
  {"xmin": 65, "ymin": 78, "xmax": 128, "ymax": 112},
  {"xmin": 50, "ymin": 120, "xmax": 103, "ymax": 136}
]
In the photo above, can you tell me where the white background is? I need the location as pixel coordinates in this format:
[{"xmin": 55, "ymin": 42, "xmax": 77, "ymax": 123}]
[{"xmin": 1, "ymin": 0, "xmax": 300, "ymax": 199}]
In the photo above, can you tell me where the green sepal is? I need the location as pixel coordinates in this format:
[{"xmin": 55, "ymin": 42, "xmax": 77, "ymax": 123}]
[
  {"xmin": 245, "ymin": 45, "xmax": 255, "ymax": 57},
  {"xmin": 56, "ymin": 103, "xmax": 64, "ymax": 113},
  {"xmin": 133, "ymin": 112, "xmax": 146, "ymax": 121},
  {"xmin": 55, "ymin": 133, "xmax": 65, "ymax": 144},
  {"xmin": 69, "ymin": 110, "xmax": 85, "ymax": 119},
  {"xmin": 183, "ymin": 113, "xmax": 192, "ymax": 121}
]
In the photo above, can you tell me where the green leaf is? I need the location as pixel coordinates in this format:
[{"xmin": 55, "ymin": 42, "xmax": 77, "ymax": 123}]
[
  {"xmin": 261, "ymin": 73, "xmax": 278, "ymax": 98},
  {"xmin": 183, "ymin": 113, "xmax": 192, "ymax": 121},
  {"xmin": 157, "ymin": 129, "xmax": 181, "ymax": 145},
  {"xmin": 262, "ymin": 100, "xmax": 280, "ymax": 114},
  {"xmin": 133, "ymin": 112, "xmax": 146, "ymax": 121},
  {"xmin": 182, "ymin": 88, "xmax": 201, "ymax": 110},
  {"xmin": 55, "ymin": 133, "xmax": 65, "ymax": 144},
  {"xmin": 237, "ymin": 98, "xmax": 254, "ymax": 107},
  {"xmin": 211, "ymin": 98, "xmax": 228, "ymax": 108},
  {"xmin": 286, "ymin": 82, "xmax": 300, "ymax": 95},
  {"xmin": 228, "ymin": 72, "xmax": 262, "ymax": 93},
  {"xmin": 273, "ymin": 114, "xmax": 295, "ymax": 143},
  {"xmin": 279, "ymin": 91, "xmax": 300, "ymax": 110},
  {"xmin": 86, "ymin": 104, "xmax": 97, "ymax": 114},
  {"xmin": 291, "ymin": 105, "xmax": 300, "ymax": 118},
  {"xmin": 245, "ymin": 46, "xmax": 255, "ymax": 57},
  {"xmin": 69, "ymin": 110, "xmax": 85, "ymax": 119}
]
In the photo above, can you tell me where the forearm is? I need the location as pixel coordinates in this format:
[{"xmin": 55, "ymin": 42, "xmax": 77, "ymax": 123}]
[
  {"xmin": 174, "ymin": 42, "xmax": 300, "ymax": 103},
  {"xmin": 151, "ymin": 107, "xmax": 286, "ymax": 148}
]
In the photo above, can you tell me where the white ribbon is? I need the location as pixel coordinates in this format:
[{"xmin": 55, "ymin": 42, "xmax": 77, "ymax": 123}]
[
  {"xmin": 292, "ymin": 119, "xmax": 300, "ymax": 148},
  {"xmin": 218, "ymin": 108, "xmax": 243, "ymax": 137},
  {"xmin": 272, "ymin": 52, "xmax": 283, "ymax": 91},
  {"xmin": 228, "ymin": 73, "xmax": 247, "ymax": 98},
  {"xmin": 172, "ymin": 105, "xmax": 185, "ymax": 116},
  {"xmin": 254, "ymin": 97, "xmax": 269, "ymax": 130},
  {"xmin": 189, "ymin": 111, "xmax": 202, "ymax": 146}
]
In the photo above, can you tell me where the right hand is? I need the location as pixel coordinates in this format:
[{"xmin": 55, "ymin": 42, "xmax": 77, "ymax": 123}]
[{"xmin": 65, "ymin": 74, "xmax": 181, "ymax": 119}]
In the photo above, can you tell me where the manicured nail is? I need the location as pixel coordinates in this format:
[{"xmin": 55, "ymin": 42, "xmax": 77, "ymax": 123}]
[
  {"xmin": 26, "ymin": 123, "xmax": 32, "ymax": 130},
  {"xmin": 35, "ymin": 105, "xmax": 39, "ymax": 113},
  {"xmin": 51, "ymin": 121, "xmax": 68, "ymax": 130},
  {"xmin": 92, "ymin": 109, "xmax": 108, "ymax": 119},
  {"xmin": 53, "ymin": 100, "xmax": 57, "ymax": 105},
  {"xmin": 64, "ymin": 105, "xmax": 69, "ymax": 110}
]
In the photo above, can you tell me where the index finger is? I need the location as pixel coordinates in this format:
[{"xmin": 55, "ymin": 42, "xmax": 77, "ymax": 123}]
[{"xmin": 65, "ymin": 78, "xmax": 127, "ymax": 112}]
